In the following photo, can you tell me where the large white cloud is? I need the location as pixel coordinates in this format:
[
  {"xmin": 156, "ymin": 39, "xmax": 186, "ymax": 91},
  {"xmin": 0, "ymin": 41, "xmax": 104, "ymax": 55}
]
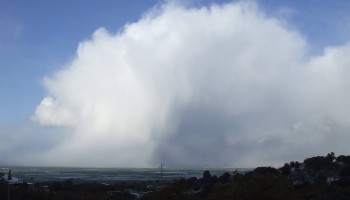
[{"xmin": 32, "ymin": 1, "xmax": 350, "ymax": 167}]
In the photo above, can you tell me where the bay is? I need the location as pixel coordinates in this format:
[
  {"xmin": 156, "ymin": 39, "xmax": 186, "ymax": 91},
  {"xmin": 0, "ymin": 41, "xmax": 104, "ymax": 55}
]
[{"xmin": 1, "ymin": 166, "xmax": 252, "ymax": 182}]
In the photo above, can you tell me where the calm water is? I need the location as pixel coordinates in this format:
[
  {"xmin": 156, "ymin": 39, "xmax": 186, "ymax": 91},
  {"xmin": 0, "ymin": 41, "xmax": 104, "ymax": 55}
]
[{"xmin": 1, "ymin": 166, "xmax": 252, "ymax": 182}]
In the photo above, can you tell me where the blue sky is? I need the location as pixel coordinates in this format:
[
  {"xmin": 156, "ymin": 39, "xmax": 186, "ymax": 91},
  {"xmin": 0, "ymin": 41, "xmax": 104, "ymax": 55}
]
[
  {"xmin": 1, "ymin": 0, "xmax": 349, "ymax": 125},
  {"xmin": 1, "ymin": 0, "xmax": 350, "ymax": 167},
  {"xmin": 0, "ymin": 0, "xmax": 160, "ymax": 123}
]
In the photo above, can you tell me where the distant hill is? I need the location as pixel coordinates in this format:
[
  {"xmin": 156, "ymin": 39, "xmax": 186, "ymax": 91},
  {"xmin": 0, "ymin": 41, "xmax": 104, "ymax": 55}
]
[{"xmin": 142, "ymin": 152, "xmax": 350, "ymax": 200}]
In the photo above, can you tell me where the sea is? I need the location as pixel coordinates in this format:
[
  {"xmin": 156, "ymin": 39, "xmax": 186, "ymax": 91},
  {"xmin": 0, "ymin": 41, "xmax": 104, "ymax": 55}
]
[{"xmin": 0, "ymin": 167, "xmax": 252, "ymax": 183}]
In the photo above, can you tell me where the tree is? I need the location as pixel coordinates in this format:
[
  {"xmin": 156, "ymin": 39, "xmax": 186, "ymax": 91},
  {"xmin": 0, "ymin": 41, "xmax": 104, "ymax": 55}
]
[
  {"xmin": 202, "ymin": 170, "xmax": 211, "ymax": 182},
  {"xmin": 252, "ymin": 167, "xmax": 278, "ymax": 175},
  {"xmin": 336, "ymin": 155, "xmax": 350, "ymax": 164},
  {"xmin": 218, "ymin": 172, "xmax": 231, "ymax": 183},
  {"xmin": 326, "ymin": 152, "xmax": 336, "ymax": 162},
  {"xmin": 280, "ymin": 163, "xmax": 291, "ymax": 175}
]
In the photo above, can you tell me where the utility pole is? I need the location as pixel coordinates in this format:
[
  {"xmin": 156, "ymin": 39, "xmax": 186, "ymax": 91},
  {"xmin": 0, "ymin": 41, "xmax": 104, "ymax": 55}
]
[
  {"xmin": 159, "ymin": 163, "xmax": 164, "ymax": 181},
  {"xmin": 7, "ymin": 169, "xmax": 12, "ymax": 200}
]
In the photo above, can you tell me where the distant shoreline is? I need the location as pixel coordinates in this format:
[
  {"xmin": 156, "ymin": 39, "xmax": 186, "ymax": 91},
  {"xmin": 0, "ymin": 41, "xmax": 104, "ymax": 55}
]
[
  {"xmin": 2, "ymin": 153, "xmax": 350, "ymax": 199},
  {"xmin": 1, "ymin": 166, "xmax": 252, "ymax": 183}
]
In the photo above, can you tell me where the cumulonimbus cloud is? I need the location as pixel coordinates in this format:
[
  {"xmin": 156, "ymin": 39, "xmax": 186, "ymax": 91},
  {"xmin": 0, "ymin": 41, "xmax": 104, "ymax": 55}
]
[{"xmin": 32, "ymin": 1, "xmax": 350, "ymax": 167}]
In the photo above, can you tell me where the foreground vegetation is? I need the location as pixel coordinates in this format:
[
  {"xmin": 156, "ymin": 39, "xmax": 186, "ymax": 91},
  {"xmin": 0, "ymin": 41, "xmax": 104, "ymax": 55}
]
[{"xmin": 1, "ymin": 153, "xmax": 350, "ymax": 200}]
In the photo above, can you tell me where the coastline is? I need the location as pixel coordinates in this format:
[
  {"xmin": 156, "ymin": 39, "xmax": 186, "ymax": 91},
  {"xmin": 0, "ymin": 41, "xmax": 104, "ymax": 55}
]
[{"xmin": 1, "ymin": 153, "xmax": 350, "ymax": 199}]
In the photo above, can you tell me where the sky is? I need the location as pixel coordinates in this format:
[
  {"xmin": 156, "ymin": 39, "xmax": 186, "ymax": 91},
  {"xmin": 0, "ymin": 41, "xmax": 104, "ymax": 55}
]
[{"xmin": 1, "ymin": 0, "xmax": 350, "ymax": 168}]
